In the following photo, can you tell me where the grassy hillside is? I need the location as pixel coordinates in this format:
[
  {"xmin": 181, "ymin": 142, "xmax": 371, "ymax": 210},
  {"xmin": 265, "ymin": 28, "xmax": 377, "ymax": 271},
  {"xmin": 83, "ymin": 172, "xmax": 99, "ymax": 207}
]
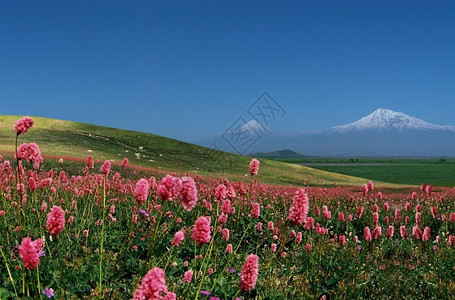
[{"xmin": 0, "ymin": 115, "xmax": 398, "ymax": 187}]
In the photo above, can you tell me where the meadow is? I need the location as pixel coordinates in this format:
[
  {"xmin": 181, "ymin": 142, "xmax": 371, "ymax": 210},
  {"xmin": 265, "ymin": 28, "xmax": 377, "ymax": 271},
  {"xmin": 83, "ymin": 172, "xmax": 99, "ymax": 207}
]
[
  {"xmin": 266, "ymin": 156, "xmax": 455, "ymax": 186},
  {"xmin": 1, "ymin": 117, "xmax": 455, "ymax": 299}
]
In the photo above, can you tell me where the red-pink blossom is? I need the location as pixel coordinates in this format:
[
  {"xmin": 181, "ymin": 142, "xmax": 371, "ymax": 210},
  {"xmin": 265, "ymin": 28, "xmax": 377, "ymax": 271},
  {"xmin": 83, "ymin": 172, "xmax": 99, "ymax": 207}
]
[
  {"xmin": 172, "ymin": 230, "xmax": 186, "ymax": 246},
  {"xmin": 412, "ymin": 226, "xmax": 422, "ymax": 240},
  {"xmin": 134, "ymin": 178, "xmax": 149, "ymax": 206},
  {"xmin": 364, "ymin": 227, "xmax": 372, "ymax": 242},
  {"xmin": 17, "ymin": 143, "xmax": 43, "ymax": 169},
  {"xmin": 180, "ymin": 177, "xmax": 197, "ymax": 211},
  {"xmin": 225, "ymin": 244, "xmax": 233, "ymax": 253},
  {"xmin": 192, "ymin": 216, "xmax": 211, "ymax": 245},
  {"xmin": 222, "ymin": 228, "xmax": 229, "ymax": 241},
  {"xmin": 288, "ymin": 188, "xmax": 309, "ymax": 225},
  {"xmin": 14, "ymin": 116, "xmax": 34, "ymax": 135},
  {"xmin": 221, "ymin": 199, "xmax": 232, "ymax": 214},
  {"xmin": 449, "ymin": 235, "xmax": 455, "ymax": 246},
  {"xmin": 251, "ymin": 203, "xmax": 260, "ymax": 219},
  {"xmin": 215, "ymin": 184, "xmax": 227, "ymax": 200},
  {"xmin": 19, "ymin": 237, "xmax": 40, "ymax": 269},
  {"xmin": 400, "ymin": 226, "xmax": 407, "ymax": 239},
  {"xmin": 249, "ymin": 159, "xmax": 260, "ymax": 176},
  {"xmin": 121, "ymin": 157, "xmax": 129, "ymax": 167},
  {"xmin": 158, "ymin": 175, "xmax": 182, "ymax": 201},
  {"xmin": 87, "ymin": 155, "xmax": 94, "ymax": 168},
  {"xmin": 47, "ymin": 206, "xmax": 65, "ymax": 235},
  {"xmin": 339, "ymin": 235, "xmax": 346, "ymax": 246},
  {"xmin": 239, "ymin": 254, "xmax": 259, "ymax": 291},
  {"xmin": 183, "ymin": 270, "xmax": 193, "ymax": 283},
  {"xmin": 367, "ymin": 181, "xmax": 374, "ymax": 192},
  {"xmin": 422, "ymin": 226, "xmax": 431, "ymax": 242},
  {"xmin": 387, "ymin": 226, "xmax": 394, "ymax": 239},
  {"xmin": 100, "ymin": 160, "xmax": 111, "ymax": 176},
  {"xmin": 132, "ymin": 267, "xmax": 167, "ymax": 300}
]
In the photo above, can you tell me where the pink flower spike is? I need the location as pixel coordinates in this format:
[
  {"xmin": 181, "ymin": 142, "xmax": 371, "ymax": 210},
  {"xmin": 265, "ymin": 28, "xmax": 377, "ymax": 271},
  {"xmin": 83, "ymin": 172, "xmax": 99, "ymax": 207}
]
[
  {"xmin": 14, "ymin": 116, "xmax": 34, "ymax": 135},
  {"xmin": 239, "ymin": 254, "xmax": 259, "ymax": 291},
  {"xmin": 47, "ymin": 206, "xmax": 65, "ymax": 236}
]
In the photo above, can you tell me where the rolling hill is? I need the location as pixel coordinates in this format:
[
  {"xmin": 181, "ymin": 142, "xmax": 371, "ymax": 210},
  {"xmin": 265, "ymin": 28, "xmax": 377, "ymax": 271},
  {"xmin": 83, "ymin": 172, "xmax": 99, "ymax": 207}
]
[{"xmin": 0, "ymin": 115, "xmax": 393, "ymax": 187}]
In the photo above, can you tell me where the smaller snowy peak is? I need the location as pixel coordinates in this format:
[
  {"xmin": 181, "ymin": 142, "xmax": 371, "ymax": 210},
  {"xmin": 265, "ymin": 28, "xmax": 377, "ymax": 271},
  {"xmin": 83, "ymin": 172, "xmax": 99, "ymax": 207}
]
[{"xmin": 331, "ymin": 108, "xmax": 455, "ymax": 132}]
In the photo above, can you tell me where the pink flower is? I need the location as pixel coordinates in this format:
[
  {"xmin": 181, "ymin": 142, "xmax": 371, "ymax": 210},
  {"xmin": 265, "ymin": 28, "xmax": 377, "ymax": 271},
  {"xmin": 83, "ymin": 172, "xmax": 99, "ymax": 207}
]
[
  {"xmin": 249, "ymin": 159, "xmax": 260, "ymax": 176},
  {"xmin": 405, "ymin": 202, "xmax": 411, "ymax": 212},
  {"xmin": 450, "ymin": 213, "xmax": 455, "ymax": 222},
  {"xmin": 356, "ymin": 206, "xmax": 364, "ymax": 219},
  {"xmin": 449, "ymin": 235, "xmax": 455, "ymax": 246},
  {"xmin": 288, "ymin": 188, "xmax": 309, "ymax": 225},
  {"xmin": 100, "ymin": 160, "xmax": 111, "ymax": 176},
  {"xmin": 180, "ymin": 177, "xmax": 198, "ymax": 211},
  {"xmin": 339, "ymin": 235, "xmax": 346, "ymax": 246},
  {"xmin": 367, "ymin": 181, "xmax": 374, "ymax": 192},
  {"xmin": 215, "ymin": 184, "xmax": 227, "ymax": 200},
  {"xmin": 222, "ymin": 228, "xmax": 229, "ymax": 241},
  {"xmin": 239, "ymin": 254, "xmax": 259, "ymax": 291},
  {"xmin": 122, "ymin": 157, "xmax": 129, "ymax": 167},
  {"xmin": 400, "ymin": 226, "xmax": 407, "ymax": 239},
  {"xmin": 373, "ymin": 212, "xmax": 379, "ymax": 227},
  {"xmin": 431, "ymin": 206, "xmax": 438, "ymax": 219},
  {"xmin": 372, "ymin": 226, "xmax": 382, "ymax": 240},
  {"xmin": 14, "ymin": 116, "xmax": 34, "ymax": 135},
  {"xmin": 295, "ymin": 232, "xmax": 302, "ymax": 244},
  {"xmin": 251, "ymin": 203, "xmax": 260, "ymax": 219},
  {"xmin": 218, "ymin": 212, "xmax": 228, "ymax": 225},
  {"xmin": 363, "ymin": 227, "xmax": 372, "ymax": 242},
  {"xmin": 158, "ymin": 175, "xmax": 182, "ymax": 201},
  {"xmin": 192, "ymin": 216, "xmax": 211, "ymax": 245},
  {"xmin": 134, "ymin": 178, "xmax": 149, "ymax": 206},
  {"xmin": 304, "ymin": 217, "xmax": 314, "ymax": 230},
  {"xmin": 305, "ymin": 243, "xmax": 311, "ymax": 252},
  {"xmin": 416, "ymin": 212, "xmax": 421, "ymax": 227},
  {"xmin": 164, "ymin": 292, "xmax": 176, "ymax": 300},
  {"xmin": 361, "ymin": 184, "xmax": 368, "ymax": 196},
  {"xmin": 221, "ymin": 199, "xmax": 232, "ymax": 215},
  {"xmin": 132, "ymin": 267, "xmax": 167, "ymax": 300},
  {"xmin": 47, "ymin": 206, "xmax": 65, "ymax": 235},
  {"xmin": 17, "ymin": 143, "xmax": 43, "ymax": 169},
  {"xmin": 387, "ymin": 226, "xmax": 394, "ymax": 239},
  {"xmin": 225, "ymin": 243, "xmax": 233, "ymax": 253},
  {"xmin": 422, "ymin": 226, "xmax": 431, "ymax": 242},
  {"xmin": 19, "ymin": 237, "xmax": 40, "ymax": 269},
  {"xmin": 412, "ymin": 226, "xmax": 422, "ymax": 240},
  {"xmin": 271, "ymin": 243, "xmax": 277, "ymax": 252},
  {"xmin": 183, "ymin": 270, "xmax": 193, "ymax": 283},
  {"xmin": 172, "ymin": 230, "xmax": 186, "ymax": 246},
  {"xmin": 87, "ymin": 155, "xmax": 94, "ymax": 168},
  {"xmin": 338, "ymin": 212, "xmax": 345, "ymax": 222}
]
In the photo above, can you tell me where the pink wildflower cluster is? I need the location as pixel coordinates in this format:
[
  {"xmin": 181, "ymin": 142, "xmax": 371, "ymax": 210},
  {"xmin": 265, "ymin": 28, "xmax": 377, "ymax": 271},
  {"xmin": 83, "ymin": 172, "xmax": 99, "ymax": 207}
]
[
  {"xmin": 17, "ymin": 143, "xmax": 43, "ymax": 169},
  {"xmin": 180, "ymin": 176, "xmax": 198, "ymax": 211},
  {"xmin": 192, "ymin": 216, "xmax": 211, "ymax": 245},
  {"xmin": 132, "ymin": 267, "xmax": 168, "ymax": 300},
  {"xmin": 47, "ymin": 206, "xmax": 65, "ymax": 235},
  {"xmin": 288, "ymin": 188, "xmax": 309, "ymax": 225},
  {"xmin": 134, "ymin": 178, "xmax": 149, "ymax": 206},
  {"xmin": 249, "ymin": 158, "xmax": 260, "ymax": 176},
  {"xmin": 14, "ymin": 116, "xmax": 34, "ymax": 135},
  {"xmin": 239, "ymin": 254, "xmax": 259, "ymax": 291},
  {"xmin": 158, "ymin": 175, "xmax": 182, "ymax": 201},
  {"xmin": 19, "ymin": 237, "xmax": 43, "ymax": 270}
]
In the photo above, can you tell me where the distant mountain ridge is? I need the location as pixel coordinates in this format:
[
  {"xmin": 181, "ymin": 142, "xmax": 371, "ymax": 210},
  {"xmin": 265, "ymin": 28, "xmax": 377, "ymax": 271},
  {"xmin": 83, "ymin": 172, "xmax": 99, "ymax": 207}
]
[
  {"xmin": 331, "ymin": 108, "xmax": 455, "ymax": 132},
  {"xmin": 249, "ymin": 149, "xmax": 308, "ymax": 158},
  {"xmin": 197, "ymin": 108, "xmax": 455, "ymax": 156}
]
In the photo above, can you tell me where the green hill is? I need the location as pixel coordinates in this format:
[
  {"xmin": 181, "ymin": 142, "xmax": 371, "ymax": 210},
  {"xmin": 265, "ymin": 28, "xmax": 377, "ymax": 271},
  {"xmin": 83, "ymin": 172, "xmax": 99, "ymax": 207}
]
[{"xmin": 0, "ymin": 115, "xmax": 397, "ymax": 187}]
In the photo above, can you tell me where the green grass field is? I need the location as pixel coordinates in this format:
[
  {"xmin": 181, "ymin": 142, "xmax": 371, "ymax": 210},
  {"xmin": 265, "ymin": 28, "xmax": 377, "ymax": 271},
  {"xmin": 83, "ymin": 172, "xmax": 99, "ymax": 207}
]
[
  {"xmin": 265, "ymin": 157, "xmax": 455, "ymax": 186},
  {"xmin": 0, "ymin": 115, "xmax": 387, "ymax": 187}
]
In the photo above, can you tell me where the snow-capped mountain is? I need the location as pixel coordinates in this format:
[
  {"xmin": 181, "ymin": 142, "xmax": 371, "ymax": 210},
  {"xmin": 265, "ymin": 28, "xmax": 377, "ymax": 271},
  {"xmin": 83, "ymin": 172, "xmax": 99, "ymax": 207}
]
[
  {"xmin": 197, "ymin": 108, "xmax": 455, "ymax": 156},
  {"xmin": 331, "ymin": 108, "xmax": 455, "ymax": 132},
  {"xmin": 234, "ymin": 120, "xmax": 270, "ymax": 135}
]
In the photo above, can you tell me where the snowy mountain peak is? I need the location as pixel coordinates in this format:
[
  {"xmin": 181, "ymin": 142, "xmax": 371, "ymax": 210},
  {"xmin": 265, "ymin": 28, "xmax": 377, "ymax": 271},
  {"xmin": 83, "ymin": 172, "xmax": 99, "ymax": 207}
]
[
  {"xmin": 331, "ymin": 108, "xmax": 455, "ymax": 132},
  {"xmin": 240, "ymin": 120, "xmax": 270, "ymax": 134}
]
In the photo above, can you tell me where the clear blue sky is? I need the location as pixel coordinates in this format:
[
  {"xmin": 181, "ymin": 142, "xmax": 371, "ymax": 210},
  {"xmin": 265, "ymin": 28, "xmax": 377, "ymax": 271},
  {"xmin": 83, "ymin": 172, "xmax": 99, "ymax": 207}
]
[{"xmin": 1, "ymin": 1, "xmax": 454, "ymax": 142}]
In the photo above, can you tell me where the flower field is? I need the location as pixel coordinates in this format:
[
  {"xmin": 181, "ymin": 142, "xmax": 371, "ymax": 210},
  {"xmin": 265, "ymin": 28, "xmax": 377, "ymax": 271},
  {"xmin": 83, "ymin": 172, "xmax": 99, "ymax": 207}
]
[{"xmin": 1, "ymin": 117, "xmax": 455, "ymax": 299}]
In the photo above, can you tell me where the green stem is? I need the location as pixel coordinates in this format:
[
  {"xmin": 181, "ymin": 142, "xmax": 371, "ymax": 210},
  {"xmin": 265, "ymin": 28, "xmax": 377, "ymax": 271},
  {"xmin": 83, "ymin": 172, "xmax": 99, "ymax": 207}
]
[
  {"xmin": 99, "ymin": 175, "xmax": 107, "ymax": 298},
  {"xmin": 0, "ymin": 247, "xmax": 18, "ymax": 298},
  {"xmin": 36, "ymin": 266, "xmax": 42, "ymax": 299}
]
